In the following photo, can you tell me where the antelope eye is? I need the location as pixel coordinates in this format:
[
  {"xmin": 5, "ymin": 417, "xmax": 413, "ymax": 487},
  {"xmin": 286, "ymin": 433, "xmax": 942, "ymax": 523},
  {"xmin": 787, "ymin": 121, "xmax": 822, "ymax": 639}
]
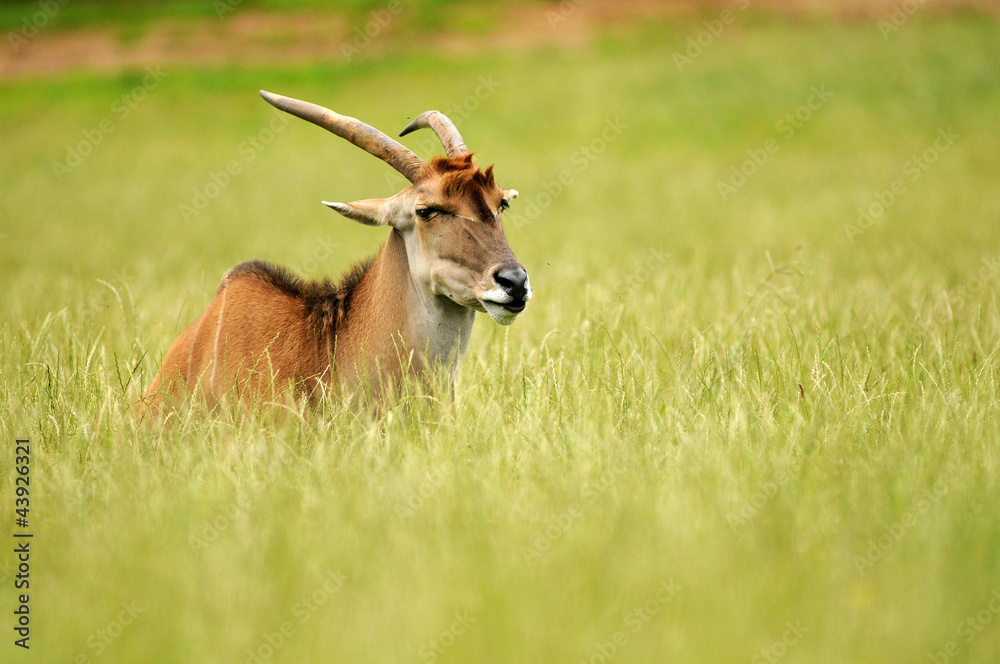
[
  {"xmin": 499, "ymin": 199, "xmax": 510, "ymax": 212},
  {"xmin": 415, "ymin": 207, "xmax": 436, "ymax": 219}
]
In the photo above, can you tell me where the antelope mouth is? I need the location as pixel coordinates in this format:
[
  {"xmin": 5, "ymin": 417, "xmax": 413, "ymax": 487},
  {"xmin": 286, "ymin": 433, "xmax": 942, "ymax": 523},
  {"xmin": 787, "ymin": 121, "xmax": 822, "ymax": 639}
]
[
  {"xmin": 478, "ymin": 282, "xmax": 531, "ymax": 325},
  {"xmin": 501, "ymin": 299, "xmax": 526, "ymax": 314},
  {"xmin": 480, "ymin": 297, "xmax": 527, "ymax": 325}
]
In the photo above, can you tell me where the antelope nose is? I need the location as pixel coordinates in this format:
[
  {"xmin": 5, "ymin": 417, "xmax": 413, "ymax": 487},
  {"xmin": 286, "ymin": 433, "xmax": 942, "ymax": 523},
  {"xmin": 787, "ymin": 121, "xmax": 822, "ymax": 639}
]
[{"xmin": 494, "ymin": 266, "xmax": 529, "ymax": 301}]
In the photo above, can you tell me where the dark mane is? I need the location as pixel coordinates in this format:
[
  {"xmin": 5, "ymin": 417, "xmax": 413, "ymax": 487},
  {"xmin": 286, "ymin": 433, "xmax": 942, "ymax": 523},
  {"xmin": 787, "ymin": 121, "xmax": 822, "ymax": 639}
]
[{"xmin": 221, "ymin": 256, "xmax": 374, "ymax": 336}]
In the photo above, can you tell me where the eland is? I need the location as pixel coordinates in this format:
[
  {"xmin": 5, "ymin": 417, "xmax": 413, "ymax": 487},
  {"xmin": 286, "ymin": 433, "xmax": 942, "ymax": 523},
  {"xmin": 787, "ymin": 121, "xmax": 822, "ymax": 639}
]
[{"xmin": 142, "ymin": 90, "xmax": 530, "ymax": 411}]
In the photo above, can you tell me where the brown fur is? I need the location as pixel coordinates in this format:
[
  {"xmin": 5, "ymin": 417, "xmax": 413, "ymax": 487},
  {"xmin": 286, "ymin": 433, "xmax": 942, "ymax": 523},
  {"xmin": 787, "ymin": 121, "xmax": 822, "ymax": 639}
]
[
  {"xmin": 141, "ymin": 257, "xmax": 373, "ymax": 412},
  {"xmin": 142, "ymin": 149, "xmax": 525, "ymax": 415},
  {"xmin": 420, "ymin": 154, "xmax": 500, "ymax": 224}
]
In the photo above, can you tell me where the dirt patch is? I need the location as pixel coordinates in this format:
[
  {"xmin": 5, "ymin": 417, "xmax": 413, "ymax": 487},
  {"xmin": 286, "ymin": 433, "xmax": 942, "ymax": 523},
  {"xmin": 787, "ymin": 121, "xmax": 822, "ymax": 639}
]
[
  {"xmin": 2, "ymin": 12, "xmax": 351, "ymax": 79},
  {"xmin": 1, "ymin": 0, "xmax": 996, "ymax": 80}
]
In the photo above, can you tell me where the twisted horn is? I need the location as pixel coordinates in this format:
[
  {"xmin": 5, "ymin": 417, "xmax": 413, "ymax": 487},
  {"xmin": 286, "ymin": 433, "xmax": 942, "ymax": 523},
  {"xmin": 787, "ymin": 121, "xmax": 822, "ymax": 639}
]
[
  {"xmin": 260, "ymin": 90, "xmax": 425, "ymax": 182},
  {"xmin": 399, "ymin": 110, "xmax": 469, "ymax": 157}
]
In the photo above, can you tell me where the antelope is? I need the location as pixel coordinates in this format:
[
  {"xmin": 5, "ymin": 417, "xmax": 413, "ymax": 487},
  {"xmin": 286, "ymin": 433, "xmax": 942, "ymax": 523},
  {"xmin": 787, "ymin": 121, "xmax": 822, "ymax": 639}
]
[{"xmin": 142, "ymin": 90, "xmax": 530, "ymax": 412}]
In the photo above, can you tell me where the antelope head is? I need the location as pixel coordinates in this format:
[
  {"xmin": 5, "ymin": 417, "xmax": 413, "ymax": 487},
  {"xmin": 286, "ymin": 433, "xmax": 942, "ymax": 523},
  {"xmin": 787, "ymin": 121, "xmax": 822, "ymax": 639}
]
[{"xmin": 260, "ymin": 91, "xmax": 531, "ymax": 325}]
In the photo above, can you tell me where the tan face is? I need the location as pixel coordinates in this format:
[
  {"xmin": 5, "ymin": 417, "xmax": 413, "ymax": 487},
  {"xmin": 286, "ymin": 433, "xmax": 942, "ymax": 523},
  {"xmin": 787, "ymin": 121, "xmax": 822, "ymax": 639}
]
[
  {"xmin": 408, "ymin": 179, "xmax": 530, "ymax": 324},
  {"xmin": 324, "ymin": 176, "xmax": 531, "ymax": 325}
]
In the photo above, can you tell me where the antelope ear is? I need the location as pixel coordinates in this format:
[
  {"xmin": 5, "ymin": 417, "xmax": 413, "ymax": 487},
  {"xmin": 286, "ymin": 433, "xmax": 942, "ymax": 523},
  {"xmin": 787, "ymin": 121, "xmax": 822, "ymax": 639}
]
[{"xmin": 323, "ymin": 198, "xmax": 391, "ymax": 227}]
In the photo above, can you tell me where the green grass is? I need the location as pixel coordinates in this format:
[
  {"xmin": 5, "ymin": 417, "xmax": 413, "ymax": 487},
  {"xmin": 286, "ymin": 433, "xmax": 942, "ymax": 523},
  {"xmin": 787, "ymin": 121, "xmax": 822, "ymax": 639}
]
[
  {"xmin": 0, "ymin": 0, "xmax": 520, "ymax": 33},
  {"xmin": 2, "ymin": 13, "xmax": 1000, "ymax": 664}
]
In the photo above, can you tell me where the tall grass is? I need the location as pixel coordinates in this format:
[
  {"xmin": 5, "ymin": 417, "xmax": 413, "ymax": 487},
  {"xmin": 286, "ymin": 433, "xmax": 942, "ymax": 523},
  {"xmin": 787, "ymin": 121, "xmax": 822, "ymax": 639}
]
[{"xmin": 1, "ymin": 13, "xmax": 999, "ymax": 664}]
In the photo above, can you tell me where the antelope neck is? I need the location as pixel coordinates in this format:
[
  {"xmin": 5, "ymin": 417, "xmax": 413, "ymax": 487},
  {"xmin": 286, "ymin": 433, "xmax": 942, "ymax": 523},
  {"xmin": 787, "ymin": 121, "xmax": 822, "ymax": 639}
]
[{"xmin": 339, "ymin": 229, "xmax": 475, "ymax": 381}]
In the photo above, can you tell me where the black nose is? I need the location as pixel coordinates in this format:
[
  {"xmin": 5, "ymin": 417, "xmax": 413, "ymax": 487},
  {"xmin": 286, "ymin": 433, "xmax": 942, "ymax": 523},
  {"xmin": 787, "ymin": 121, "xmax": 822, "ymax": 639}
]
[{"xmin": 494, "ymin": 266, "xmax": 529, "ymax": 300}]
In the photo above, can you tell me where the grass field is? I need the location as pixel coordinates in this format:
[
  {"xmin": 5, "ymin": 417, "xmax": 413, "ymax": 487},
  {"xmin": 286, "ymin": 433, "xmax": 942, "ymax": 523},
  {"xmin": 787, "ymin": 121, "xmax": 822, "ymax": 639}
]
[{"xmin": 2, "ymin": 7, "xmax": 1000, "ymax": 664}]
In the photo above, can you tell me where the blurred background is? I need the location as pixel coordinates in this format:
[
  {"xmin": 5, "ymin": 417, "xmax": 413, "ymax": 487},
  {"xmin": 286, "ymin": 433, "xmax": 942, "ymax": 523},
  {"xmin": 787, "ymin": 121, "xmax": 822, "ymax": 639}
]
[
  {"xmin": 2, "ymin": 2, "xmax": 999, "ymax": 663},
  {"xmin": 2, "ymin": 0, "xmax": 998, "ymax": 314},
  {"xmin": 2, "ymin": 0, "xmax": 998, "ymax": 303}
]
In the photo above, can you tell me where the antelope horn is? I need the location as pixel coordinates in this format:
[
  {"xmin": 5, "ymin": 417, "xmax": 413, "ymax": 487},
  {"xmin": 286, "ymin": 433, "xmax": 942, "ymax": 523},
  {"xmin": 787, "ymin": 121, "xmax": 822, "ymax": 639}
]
[
  {"xmin": 259, "ymin": 90, "xmax": 425, "ymax": 182},
  {"xmin": 399, "ymin": 110, "xmax": 469, "ymax": 157}
]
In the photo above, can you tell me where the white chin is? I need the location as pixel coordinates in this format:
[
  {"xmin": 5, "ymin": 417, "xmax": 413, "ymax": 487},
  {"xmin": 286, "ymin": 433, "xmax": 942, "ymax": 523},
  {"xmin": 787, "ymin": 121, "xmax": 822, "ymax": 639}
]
[{"xmin": 482, "ymin": 301, "xmax": 520, "ymax": 326}]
